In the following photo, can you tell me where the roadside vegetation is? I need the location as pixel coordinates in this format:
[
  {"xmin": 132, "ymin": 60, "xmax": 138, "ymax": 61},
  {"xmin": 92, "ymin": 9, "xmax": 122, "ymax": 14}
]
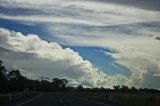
[
  {"xmin": 71, "ymin": 92, "xmax": 160, "ymax": 106},
  {"xmin": 0, "ymin": 92, "xmax": 35, "ymax": 104}
]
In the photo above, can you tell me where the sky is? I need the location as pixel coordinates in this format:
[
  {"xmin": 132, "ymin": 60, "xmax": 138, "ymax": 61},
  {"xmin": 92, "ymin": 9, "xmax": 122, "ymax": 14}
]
[{"xmin": 0, "ymin": 0, "xmax": 160, "ymax": 89}]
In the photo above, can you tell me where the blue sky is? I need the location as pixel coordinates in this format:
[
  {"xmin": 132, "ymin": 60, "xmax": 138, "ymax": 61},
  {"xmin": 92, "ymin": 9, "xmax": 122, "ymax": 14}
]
[
  {"xmin": 65, "ymin": 46, "xmax": 131, "ymax": 76},
  {"xmin": 0, "ymin": 19, "xmax": 52, "ymax": 41},
  {"xmin": 0, "ymin": 0, "xmax": 160, "ymax": 89},
  {"xmin": 0, "ymin": 18, "xmax": 131, "ymax": 77}
]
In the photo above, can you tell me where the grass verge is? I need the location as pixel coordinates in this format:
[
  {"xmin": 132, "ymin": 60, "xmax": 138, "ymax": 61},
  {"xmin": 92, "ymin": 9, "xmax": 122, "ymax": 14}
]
[{"xmin": 70, "ymin": 92, "xmax": 160, "ymax": 106}]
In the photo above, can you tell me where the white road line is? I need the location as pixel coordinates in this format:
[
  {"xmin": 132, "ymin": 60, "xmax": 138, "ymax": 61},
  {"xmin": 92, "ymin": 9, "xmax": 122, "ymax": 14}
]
[{"xmin": 16, "ymin": 94, "xmax": 42, "ymax": 106}]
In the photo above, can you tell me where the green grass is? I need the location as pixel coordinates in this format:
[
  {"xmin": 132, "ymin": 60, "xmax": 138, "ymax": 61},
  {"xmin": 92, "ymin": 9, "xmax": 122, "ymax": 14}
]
[{"xmin": 70, "ymin": 92, "xmax": 160, "ymax": 106}]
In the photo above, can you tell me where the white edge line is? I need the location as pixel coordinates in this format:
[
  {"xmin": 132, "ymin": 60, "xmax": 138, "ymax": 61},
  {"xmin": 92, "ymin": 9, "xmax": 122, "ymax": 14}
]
[{"xmin": 16, "ymin": 94, "xmax": 42, "ymax": 106}]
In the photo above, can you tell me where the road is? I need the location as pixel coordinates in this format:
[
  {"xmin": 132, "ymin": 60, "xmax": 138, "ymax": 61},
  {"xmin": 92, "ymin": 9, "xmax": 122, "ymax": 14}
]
[{"xmin": 4, "ymin": 93, "xmax": 111, "ymax": 106}]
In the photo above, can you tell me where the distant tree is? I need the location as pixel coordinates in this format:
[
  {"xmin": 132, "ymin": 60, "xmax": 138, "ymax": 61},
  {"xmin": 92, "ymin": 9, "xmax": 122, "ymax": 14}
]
[
  {"xmin": 61, "ymin": 79, "xmax": 68, "ymax": 91},
  {"xmin": 41, "ymin": 79, "xmax": 51, "ymax": 91},
  {"xmin": 25, "ymin": 79, "xmax": 42, "ymax": 91},
  {"xmin": 113, "ymin": 85, "xmax": 120, "ymax": 91},
  {"xmin": 100, "ymin": 87, "xmax": 105, "ymax": 92},
  {"xmin": 52, "ymin": 78, "xmax": 68, "ymax": 91},
  {"xmin": 0, "ymin": 60, "xmax": 8, "ymax": 92},
  {"xmin": 52, "ymin": 78, "xmax": 60, "ymax": 91},
  {"xmin": 77, "ymin": 85, "xmax": 83, "ymax": 92},
  {"xmin": 8, "ymin": 69, "xmax": 27, "ymax": 91},
  {"xmin": 121, "ymin": 85, "xmax": 129, "ymax": 92},
  {"xmin": 66, "ymin": 86, "xmax": 76, "ymax": 91},
  {"xmin": 130, "ymin": 87, "xmax": 137, "ymax": 92}
]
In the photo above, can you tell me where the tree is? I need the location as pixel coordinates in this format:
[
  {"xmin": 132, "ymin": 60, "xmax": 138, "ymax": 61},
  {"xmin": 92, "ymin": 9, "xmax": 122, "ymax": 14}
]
[
  {"xmin": 113, "ymin": 85, "xmax": 120, "ymax": 91},
  {"xmin": 52, "ymin": 78, "xmax": 68, "ymax": 91},
  {"xmin": 0, "ymin": 60, "xmax": 8, "ymax": 92},
  {"xmin": 8, "ymin": 69, "xmax": 27, "ymax": 91},
  {"xmin": 61, "ymin": 79, "xmax": 68, "ymax": 91},
  {"xmin": 121, "ymin": 85, "xmax": 129, "ymax": 92},
  {"xmin": 41, "ymin": 79, "xmax": 51, "ymax": 91},
  {"xmin": 130, "ymin": 87, "xmax": 137, "ymax": 92},
  {"xmin": 77, "ymin": 85, "xmax": 83, "ymax": 92}
]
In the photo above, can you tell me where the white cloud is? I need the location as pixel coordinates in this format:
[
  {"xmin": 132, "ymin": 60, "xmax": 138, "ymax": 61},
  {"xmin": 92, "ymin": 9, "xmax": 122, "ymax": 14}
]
[
  {"xmin": 2, "ymin": 27, "xmax": 159, "ymax": 89},
  {"xmin": 152, "ymin": 74, "xmax": 160, "ymax": 77},
  {"xmin": 66, "ymin": 35, "xmax": 160, "ymax": 89},
  {"xmin": 0, "ymin": 13, "xmax": 104, "ymax": 26},
  {"xmin": 0, "ymin": 28, "xmax": 131, "ymax": 88},
  {"xmin": 0, "ymin": 0, "xmax": 160, "ymax": 26}
]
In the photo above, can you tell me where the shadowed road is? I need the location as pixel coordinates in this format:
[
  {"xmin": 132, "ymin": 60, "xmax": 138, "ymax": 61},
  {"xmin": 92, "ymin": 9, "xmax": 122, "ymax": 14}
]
[{"xmin": 4, "ymin": 93, "xmax": 110, "ymax": 106}]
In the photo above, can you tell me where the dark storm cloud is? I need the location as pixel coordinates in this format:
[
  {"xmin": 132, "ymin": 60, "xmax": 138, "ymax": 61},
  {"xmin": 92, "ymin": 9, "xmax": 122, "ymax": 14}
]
[{"xmin": 91, "ymin": 0, "xmax": 160, "ymax": 10}]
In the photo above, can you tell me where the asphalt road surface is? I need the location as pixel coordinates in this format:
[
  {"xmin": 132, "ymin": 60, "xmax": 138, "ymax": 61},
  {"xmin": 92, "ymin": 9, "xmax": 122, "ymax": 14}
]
[{"xmin": 4, "ymin": 93, "xmax": 111, "ymax": 106}]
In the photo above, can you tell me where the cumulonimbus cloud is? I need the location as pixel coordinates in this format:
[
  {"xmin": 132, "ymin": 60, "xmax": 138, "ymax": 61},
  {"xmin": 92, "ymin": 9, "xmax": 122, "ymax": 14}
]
[
  {"xmin": 69, "ymin": 35, "xmax": 160, "ymax": 89},
  {"xmin": 0, "ymin": 28, "xmax": 131, "ymax": 88}
]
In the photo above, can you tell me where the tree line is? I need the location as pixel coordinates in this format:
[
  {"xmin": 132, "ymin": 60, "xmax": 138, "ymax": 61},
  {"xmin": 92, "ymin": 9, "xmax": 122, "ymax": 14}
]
[
  {"xmin": 0, "ymin": 59, "xmax": 160, "ymax": 93},
  {"xmin": 0, "ymin": 60, "xmax": 68, "ymax": 92}
]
